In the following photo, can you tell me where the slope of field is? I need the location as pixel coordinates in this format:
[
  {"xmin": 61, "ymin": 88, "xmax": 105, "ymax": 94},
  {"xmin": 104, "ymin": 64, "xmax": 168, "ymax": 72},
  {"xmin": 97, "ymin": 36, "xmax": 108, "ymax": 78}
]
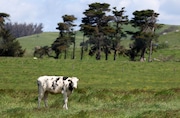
[{"xmin": 17, "ymin": 32, "xmax": 58, "ymax": 56}]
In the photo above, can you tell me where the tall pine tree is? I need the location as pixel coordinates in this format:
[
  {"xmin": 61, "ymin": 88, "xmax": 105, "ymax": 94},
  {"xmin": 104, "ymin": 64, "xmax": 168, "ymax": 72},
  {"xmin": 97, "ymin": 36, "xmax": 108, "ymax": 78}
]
[
  {"xmin": 127, "ymin": 10, "xmax": 160, "ymax": 61},
  {"xmin": 0, "ymin": 13, "xmax": 25, "ymax": 57},
  {"xmin": 80, "ymin": 2, "xmax": 114, "ymax": 60},
  {"xmin": 52, "ymin": 15, "xmax": 77, "ymax": 59}
]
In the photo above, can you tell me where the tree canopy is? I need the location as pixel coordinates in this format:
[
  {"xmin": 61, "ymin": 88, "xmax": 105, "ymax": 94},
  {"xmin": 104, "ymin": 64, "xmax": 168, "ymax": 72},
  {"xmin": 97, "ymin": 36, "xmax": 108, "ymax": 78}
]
[
  {"xmin": 52, "ymin": 15, "xmax": 77, "ymax": 59},
  {"xmin": 80, "ymin": 3, "xmax": 130, "ymax": 60},
  {"xmin": 127, "ymin": 9, "xmax": 160, "ymax": 61},
  {"xmin": 80, "ymin": 2, "xmax": 114, "ymax": 60}
]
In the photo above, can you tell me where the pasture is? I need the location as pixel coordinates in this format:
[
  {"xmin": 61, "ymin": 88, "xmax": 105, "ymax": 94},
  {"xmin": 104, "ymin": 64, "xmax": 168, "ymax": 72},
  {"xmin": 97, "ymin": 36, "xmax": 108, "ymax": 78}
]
[
  {"xmin": 0, "ymin": 25, "xmax": 180, "ymax": 117},
  {"xmin": 0, "ymin": 57, "xmax": 180, "ymax": 117}
]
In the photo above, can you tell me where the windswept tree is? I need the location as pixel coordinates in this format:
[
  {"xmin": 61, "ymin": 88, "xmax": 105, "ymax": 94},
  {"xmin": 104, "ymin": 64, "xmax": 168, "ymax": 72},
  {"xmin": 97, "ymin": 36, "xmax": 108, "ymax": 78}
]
[
  {"xmin": 127, "ymin": 10, "xmax": 160, "ymax": 61},
  {"xmin": 112, "ymin": 7, "xmax": 128, "ymax": 60},
  {"xmin": 80, "ymin": 2, "xmax": 114, "ymax": 60},
  {"xmin": 52, "ymin": 15, "xmax": 77, "ymax": 59},
  {"xmin": 0, "ymin": 13, "xmax": 25, "ymax": 57}
]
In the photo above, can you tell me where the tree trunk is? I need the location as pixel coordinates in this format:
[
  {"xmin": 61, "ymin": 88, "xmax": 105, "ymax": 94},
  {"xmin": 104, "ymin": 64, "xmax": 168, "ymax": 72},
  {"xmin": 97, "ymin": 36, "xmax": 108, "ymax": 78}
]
[
  {"xmin": 105, "ymin": 46, "xmax": 108, "ymax": 60},
  {"xmin": 64, "ymin": 49, "xmax": 67, "ymax": 59},
  {"xmin": 96, "ymin": 50, "xmax": 101, "ymax": 60},
  {"xmin": 80, "ymin": 47, "xmax": 83, "ymax": 60},
  {"xmin": 113, "ymin": 50, "xmax": 117, "ymax": 61},
  {"xmin": 148, "ymin": 40, "xmax": 153, "ymax": 62},
  {"xmin": 72, "ymin": 42, "xmax": 75, "ymax": 59},
  {"xmin": 80, "ymin": 35, "xmax": 85, "ymax": 60},
  {"xmin": 96, "ymin": 38, "xmax": 101, "ymax": 60},
  {"xmin": 55, "ymin": 51, "xmax": 60, "ymax": 59},
  {"xmin": 140, "ymin": 48, "xmax": 146, "ymax": 62}
]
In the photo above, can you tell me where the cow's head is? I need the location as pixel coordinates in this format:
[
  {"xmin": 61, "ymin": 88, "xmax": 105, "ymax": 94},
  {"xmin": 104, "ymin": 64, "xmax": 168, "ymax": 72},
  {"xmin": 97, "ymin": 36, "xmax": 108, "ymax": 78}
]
[{"xmin": 69, "ymin": 77, "xmax": 79, "ymax": 89}]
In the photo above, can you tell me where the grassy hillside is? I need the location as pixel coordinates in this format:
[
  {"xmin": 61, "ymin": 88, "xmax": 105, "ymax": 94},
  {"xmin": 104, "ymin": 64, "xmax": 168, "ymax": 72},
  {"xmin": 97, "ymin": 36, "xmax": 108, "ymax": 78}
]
[
  {"xmin": 17, "ymin": 32, "xmax": 58, "ymax": 56},
  {"xmin": 158, "ymin": 30, "xmax": 180, "ymax": 49},
  {"xmin": 18, "ymin": 31, "xmax": 84, "ymax": 56}
]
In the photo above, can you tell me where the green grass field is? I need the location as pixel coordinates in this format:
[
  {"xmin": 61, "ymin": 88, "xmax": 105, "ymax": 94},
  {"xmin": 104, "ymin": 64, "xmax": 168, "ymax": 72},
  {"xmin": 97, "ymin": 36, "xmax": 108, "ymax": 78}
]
[
  {"xmin": 0, "ymin": 25, "xmax": 180, "ymax": 117},
  {"xmin": 0, "ymin": 58, "xmax": 179, "ymax": 117}
]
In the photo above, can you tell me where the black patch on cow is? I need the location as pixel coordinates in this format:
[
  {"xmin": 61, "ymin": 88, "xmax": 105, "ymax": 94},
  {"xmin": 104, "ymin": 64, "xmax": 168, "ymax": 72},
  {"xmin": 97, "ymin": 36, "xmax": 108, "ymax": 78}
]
[
  {"xmin": 63, "ymin": 76, "xmax": 68, "ymax": 80},
  {"xmin": 52, "ymin": 82, "xmax": 56, "ymax": 90},
  {"xmin": 52, "ymin": 78, "xmax": 59, "ymax": 90},
  {"xmin": 56, "ymin": 77, "xmax": 60, "ymax": 82},
  {"xmin": 68, "ymin": 80, "xmax": 74, "ymax": 91}
]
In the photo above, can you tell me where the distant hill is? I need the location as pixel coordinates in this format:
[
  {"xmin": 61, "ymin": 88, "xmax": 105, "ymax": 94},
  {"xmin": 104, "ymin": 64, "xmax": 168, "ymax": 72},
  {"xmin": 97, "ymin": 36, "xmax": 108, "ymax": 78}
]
[
  {"xmin": 17, "ymin": 31, "xmax": 84, "ymax": 56},
  {"xmin": 18, "ymin": 32, "xmax": 58, "ymax": 50}
]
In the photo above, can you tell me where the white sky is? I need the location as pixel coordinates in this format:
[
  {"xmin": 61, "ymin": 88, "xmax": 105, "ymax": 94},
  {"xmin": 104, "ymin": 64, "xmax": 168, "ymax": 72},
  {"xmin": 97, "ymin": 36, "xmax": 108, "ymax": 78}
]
[{"xmin": 0, "ymin": 0, "xmax": 180, "ymax": 31}]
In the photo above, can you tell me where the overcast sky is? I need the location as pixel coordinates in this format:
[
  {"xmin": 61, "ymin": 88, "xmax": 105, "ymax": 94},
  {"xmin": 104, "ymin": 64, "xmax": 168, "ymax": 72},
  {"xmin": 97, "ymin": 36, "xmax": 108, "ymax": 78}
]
[{"xmin": 0, "ymin": 0, "xmax": 180, "ymax": 31}]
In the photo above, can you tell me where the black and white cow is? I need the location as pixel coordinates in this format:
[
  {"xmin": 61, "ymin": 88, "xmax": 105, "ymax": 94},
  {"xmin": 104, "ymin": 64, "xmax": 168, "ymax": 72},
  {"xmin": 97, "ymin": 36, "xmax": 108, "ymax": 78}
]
[{"xmin": 37, "ymin": 76, "xmax": 79, "ymax": 110}]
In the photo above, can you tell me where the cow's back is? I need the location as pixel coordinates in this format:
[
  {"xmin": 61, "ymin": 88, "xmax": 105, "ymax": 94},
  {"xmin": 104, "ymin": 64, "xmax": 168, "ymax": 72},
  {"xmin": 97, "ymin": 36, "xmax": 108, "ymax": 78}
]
[{"xmin": 37, "ymin": 76, "xmax": 64, "ymax": 93}]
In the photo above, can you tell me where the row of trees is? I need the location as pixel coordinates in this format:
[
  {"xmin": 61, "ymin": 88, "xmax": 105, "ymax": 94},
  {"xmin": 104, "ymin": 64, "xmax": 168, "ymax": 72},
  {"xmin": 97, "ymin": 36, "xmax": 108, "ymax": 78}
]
[
  {"xmin": 0, "ymin": 13, "xmax": 25, "ymax": 56},
  {"xmin": 51, "ymin": 2, "xmax": 161, "ymax": 61},
  {"xmin": 5, "ymin": 22, "xmax": 43, "ymax": 38},
  {"xmin": 1, "ymin": 2, "xmax": 161, "ymax": 61}
]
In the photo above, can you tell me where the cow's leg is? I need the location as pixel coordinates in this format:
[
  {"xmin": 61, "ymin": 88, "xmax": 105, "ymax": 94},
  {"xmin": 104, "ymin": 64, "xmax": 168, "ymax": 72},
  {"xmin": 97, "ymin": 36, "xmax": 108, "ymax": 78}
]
[
  {"xmin": 38, "ymin": 92, "xmax": 44, "ymax": 108},
  {"xmin": 37, "ymin": 83, "xmax": 44, "ymax": 108},
  {"xmin": 38, "ymin": 96, "xmax": 41, "ymax": 108},
  {"xmin": 44, "ymin": 92, "xmax": 48, "ymax": 107},
  {"xmin": 63, "ymin": 92, "xmax": 68, "ymax": 110}
]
